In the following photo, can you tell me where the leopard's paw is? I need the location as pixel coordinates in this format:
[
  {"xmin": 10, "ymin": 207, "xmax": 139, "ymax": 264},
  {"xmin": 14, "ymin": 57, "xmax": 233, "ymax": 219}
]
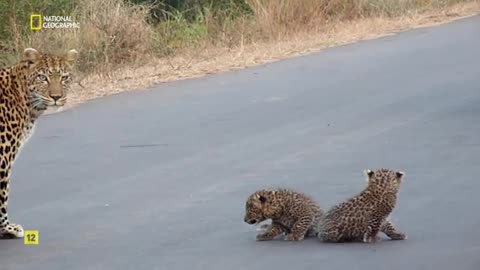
[
  {"xmin": 256, "ymin": 233, "xmax": 275, "ymax": 241},
  {"xmin": 1, "ymin": 223, "xmax": 24, "ymax": 238},
  {"xmin": 284, "ymin": 233, "xmax": 304, "ymax": 241},
  {"xmin": 363, "ymin": 233, "xmax": 379, "ymax": 243},
  {"xmin": 390, "ymin": 232, "xmax": 407, "ymax": 240}
]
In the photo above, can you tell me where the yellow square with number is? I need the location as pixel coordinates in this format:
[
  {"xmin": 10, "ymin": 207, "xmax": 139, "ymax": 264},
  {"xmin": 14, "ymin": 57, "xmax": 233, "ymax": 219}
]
[{"xmin": 24, "ymin": 230, "xmax": 39, "ymax": 245}]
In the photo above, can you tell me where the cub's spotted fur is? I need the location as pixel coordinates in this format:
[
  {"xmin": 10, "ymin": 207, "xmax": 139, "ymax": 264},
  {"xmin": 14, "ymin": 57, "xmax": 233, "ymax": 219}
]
[
  {"xmin": 317, "ymin": 168, "xmax": 407, "ymax": 243},
  {"xmin": 244, "ymin": 188, "xmax": 323, "ymax": 241}
]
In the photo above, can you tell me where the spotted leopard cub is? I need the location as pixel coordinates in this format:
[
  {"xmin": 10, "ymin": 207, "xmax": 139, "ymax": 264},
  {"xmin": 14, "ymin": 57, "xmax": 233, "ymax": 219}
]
[
  {"xmin": 317, "ymin": 168, "xmax": 407, "ymax": 243},
  {"xmin": 244, "ymin": 188, "xmax": 323, "ymax": 241}
]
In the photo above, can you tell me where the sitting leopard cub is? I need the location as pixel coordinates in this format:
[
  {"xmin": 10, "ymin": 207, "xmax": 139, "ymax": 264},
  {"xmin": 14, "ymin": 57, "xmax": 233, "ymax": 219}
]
[
  {"xmin": 244, "ymin": 188, "xmax": 323, "ymax": 241},
  {"xmin": 317, "ymin": 168, "xmax": 407, "ymax": 243}
]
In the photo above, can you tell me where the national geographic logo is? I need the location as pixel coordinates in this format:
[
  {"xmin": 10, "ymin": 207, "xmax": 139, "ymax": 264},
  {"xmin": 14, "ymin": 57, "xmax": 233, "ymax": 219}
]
[{"xmin": 30, "ymin": 14, "xmax": 80, "ymax": 30}]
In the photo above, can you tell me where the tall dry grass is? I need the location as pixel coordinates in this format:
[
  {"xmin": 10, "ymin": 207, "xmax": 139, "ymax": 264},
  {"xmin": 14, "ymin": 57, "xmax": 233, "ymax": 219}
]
[
  {"xmin": 245, "ymin": 0, "xmax": 475, "ymax": 38},
  {"xmin": 3, "ymin": 0, "xmax": 477, "ymax": 80},
  {"xmin": 6, "ymin": 0, "xmax": 154, "ymax": 74},
  {"xmin": 246, "ymin": 0, "xmax": 326, "ymax": 37}
]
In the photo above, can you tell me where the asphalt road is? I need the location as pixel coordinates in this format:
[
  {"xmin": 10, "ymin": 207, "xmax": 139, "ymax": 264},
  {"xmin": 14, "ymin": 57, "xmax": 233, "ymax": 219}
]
[{"xmin": 1, "ymin": 15, "xmax": 479, "ymax": 270}]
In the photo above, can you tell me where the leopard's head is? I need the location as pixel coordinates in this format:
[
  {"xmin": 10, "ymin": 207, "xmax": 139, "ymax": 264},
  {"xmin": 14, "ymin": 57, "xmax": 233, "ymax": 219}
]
[
  {"xmin": 364, "ymin": 168, "xmax": 404, "ymax": 194},
  {"xmin": 22, "ymin": 48, "xmax": 78, "ymax": 111},
  {"xmin": 244, "ymin": 189, "xmax": 283, "ymax": 225}
]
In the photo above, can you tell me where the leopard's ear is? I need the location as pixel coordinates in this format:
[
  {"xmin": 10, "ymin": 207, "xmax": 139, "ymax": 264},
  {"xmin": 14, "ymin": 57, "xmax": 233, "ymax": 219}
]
[
  {"xmin": 23, "ymin": 48, "xmax": 41, "ymax": 68},
  {"xmin": 364, "ymin": 169, "xmax": 374, "ymax": 183},
  {"xmin": 65, "ymin": 49, "xmax": 78, "ymax": 67},
  {"xmin": 255, "ymin": 194, "xmax": 267, "ymax": 204},
  {"xmin": 364, "ymin": 169, "xmax": 374, "ymax": 178},
  {"xmin": 258, "ymin": 195, "xmax": 267, "ymax": 204},
  {"xmin": 396, "ymin": 171, "xmax": 405, "ymax": 180}
]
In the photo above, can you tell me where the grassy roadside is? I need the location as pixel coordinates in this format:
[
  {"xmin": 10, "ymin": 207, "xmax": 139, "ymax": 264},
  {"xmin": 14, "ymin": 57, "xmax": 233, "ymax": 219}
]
[{"xmin": 1, "ymin": 0, "xmax": 479, "ymax": 111}]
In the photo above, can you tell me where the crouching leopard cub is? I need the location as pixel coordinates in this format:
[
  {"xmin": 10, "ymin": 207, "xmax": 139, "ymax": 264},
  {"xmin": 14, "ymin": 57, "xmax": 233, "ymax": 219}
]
[
  {"xmin": 244, "ymin": 188, "xmax": 323, "ymax": 241},
  {"xmin": 317, "ymin": 168, "xmax": 407, "ymax": 243}
]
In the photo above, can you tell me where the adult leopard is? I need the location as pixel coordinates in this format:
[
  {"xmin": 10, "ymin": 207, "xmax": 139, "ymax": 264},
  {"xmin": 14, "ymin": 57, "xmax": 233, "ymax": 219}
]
[{"xmin": 0, "ymin": 48, "xmax": 78, "ymax": 238}]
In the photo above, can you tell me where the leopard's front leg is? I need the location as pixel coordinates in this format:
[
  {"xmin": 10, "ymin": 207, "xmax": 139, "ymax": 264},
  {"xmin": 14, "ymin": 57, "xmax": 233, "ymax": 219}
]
[
  {"xmin": 256, "ymin": 222, "xmax": 285, "ymax": 241},
  {"xmin": 284, "ymin": 215, "xmax": 313, "ymax": 241},
  {"xmin": 381, "ymin": 220, "xmax": 407, "ymax": 240},
  {"xmin": 364, "ymin": 208, "xmax": 394, "ymax": 243},
  {"xmin": 0, "ymin": 166, "xmax": 24, "ymax": 238}
]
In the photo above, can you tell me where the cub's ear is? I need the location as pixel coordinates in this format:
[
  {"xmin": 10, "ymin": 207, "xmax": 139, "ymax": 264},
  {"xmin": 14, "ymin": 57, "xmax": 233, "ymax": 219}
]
[
  {"xmin": 23, "ymin": 48, "xmax": 40, "ymax": 67},
  {"xmin": 364, "ymin": 169, "xmax": 374, "ymax": 184},
  {"xmin": 65, "ymin": 49, "xmax": 78, "ymax": 67},
  {"xmin": 255, "ymin": 194, "xmax": 267, "ymax": 204},
  {"xmin": 396, "ymin": 171, "xmax": 405, "ymax": 180},
  {"xmin": 364, "ymin": 169, "xmax": 374, "ymax": 178}
]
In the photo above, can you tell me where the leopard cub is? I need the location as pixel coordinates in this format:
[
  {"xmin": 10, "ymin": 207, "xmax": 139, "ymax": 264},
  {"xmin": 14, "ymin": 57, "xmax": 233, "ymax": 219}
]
[
  {"xmin": 244, "ymin": 188, "xmax": 323, "ymax": 241},
  {"xmin": 317, "ymin": 168, "xmax": 407, "ymax": 243}
]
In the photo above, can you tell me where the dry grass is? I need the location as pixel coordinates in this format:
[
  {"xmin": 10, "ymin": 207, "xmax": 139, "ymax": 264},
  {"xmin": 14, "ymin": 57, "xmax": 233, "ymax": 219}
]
[
  {"xmin": 4, "ymin": 0, "xmax": 476, "ymax": 112},
  {"xmin": 6, "ymin": 0, "xmax": 154, "ymax": 74},
  {"xmin": 58, "ymin": 1, "xmax": 480, "ymax": 112}
]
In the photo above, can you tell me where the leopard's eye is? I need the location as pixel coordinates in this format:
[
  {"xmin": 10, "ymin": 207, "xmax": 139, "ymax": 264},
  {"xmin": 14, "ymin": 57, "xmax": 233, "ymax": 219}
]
[
  {"xmin": 36, "ymin": 74, "xmax": 47, "ymax": 81},
  {"xmin": 61, "ymin": 74, "xmax": 71, "ymax": 81}
]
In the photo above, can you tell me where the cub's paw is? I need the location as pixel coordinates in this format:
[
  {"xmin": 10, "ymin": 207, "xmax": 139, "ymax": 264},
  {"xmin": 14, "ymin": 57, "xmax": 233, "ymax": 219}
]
[
  {"xmin": 284, "ymin": 234, "xmax": 304, "ymax": 241},
  {"xmin": 256, "ymin": 223, "xmax": 271, "ymax": 232},
  {"xmin": 256, "ymin": 233, "xmax": 275, "ymax": 241},
  {"xmin": 363, "ymin": 233, "xmax": 378, "ymax": 243},
  {"xmin": 259, "ymin": 224, "xmax": 270, "ymax": 230},
  {"xmin": 390, "ymin": 233, "xmax": 407, "ymax": 240},
  {"xmin": 0, "ymin": 223, "xmax": 24, "ymax": 238}
]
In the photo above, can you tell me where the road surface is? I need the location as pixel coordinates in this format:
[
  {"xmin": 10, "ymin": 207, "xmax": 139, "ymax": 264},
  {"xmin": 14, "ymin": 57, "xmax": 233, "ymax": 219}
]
[{"xmin": 1, "ymin": 15, "xmax": 479, "ymax": 270}]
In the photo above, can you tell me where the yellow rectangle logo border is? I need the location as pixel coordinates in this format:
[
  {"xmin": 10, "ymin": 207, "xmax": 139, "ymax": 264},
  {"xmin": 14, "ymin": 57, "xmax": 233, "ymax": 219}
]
[{"xmin": 30, "ymin": 14, "xmax": 42, "ymax": 30}]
